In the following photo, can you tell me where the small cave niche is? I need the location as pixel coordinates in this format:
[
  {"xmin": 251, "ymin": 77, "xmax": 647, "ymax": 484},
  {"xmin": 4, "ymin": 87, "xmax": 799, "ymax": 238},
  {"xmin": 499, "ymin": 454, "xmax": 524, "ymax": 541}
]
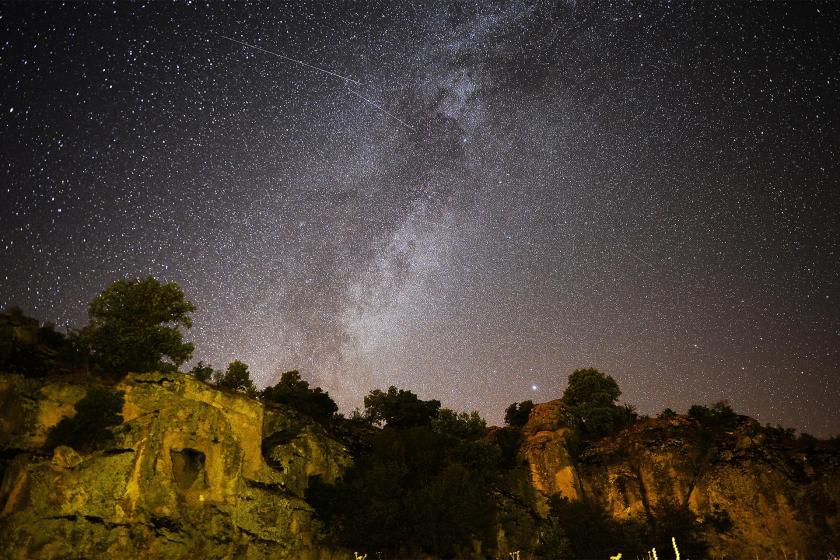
[{"xmin": 170, "ymin": 448, "xmax": 206, "ymax": 491}]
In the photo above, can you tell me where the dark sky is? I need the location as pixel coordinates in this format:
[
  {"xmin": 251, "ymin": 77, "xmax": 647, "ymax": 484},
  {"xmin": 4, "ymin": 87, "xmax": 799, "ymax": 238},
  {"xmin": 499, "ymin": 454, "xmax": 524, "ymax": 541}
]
[{"xmin": 1, "ymin": 1, "xmax": 838, "ymax": 435}]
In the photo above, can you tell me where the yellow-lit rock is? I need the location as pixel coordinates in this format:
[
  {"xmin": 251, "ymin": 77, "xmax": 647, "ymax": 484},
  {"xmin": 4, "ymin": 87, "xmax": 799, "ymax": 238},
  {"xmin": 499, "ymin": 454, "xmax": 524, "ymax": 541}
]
[{"xmin": 0, "ymin": 372, "xmax": 352, "ymax": 560}]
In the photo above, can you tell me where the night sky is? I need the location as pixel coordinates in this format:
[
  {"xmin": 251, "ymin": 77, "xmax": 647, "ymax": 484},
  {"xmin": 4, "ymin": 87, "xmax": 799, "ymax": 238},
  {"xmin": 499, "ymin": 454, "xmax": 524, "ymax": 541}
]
[{"xmin": 1, "ymin": 1, "xmax": 838, "ymax": 435}]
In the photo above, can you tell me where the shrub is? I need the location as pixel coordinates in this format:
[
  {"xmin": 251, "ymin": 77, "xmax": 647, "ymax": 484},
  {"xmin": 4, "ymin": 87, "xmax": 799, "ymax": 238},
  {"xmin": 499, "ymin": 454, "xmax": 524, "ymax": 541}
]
[
  {"xmin": 188, "ymin": 360, "xmax": 214, "ymax": 382},
  {"xmin": 218, "ymin": 360, "xmax": 255, "ymax": 392},
  {"xmin": 363, "ymin": 386, "xmax": 440, "ymax": 429},
  {"xmin": 504, "ymin": 400, "xmax": 534, "ymax": 427},
  {"xmin": 261, "ymin": 370, "xmax": 338, "ymax": 423},
  {"xmin": 561, "ymin": 368, "xmax": 636, "ymax": 438},
  {"xmin": 46, "ymin": 386, "xmax": 125, "ymax": 452}
]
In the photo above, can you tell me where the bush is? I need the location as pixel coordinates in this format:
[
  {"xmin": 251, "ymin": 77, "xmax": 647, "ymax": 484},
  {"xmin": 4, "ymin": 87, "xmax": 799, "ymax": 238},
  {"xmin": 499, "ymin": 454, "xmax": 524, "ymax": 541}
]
[
  {"xmin": 432, "ymin": 408, "xmax": 487, "ymax": 440},
  {"xmin": 261, "ymin": 370, "xmax": 338, "ymax": 423},
  {"xmin": 561, "ymin": 368, "xmax": 636, "ymax": 439},
  {"xmin": 688, "ymin": 400, "xmax": 740, "ymax": 430},
  {"xmin": 363, "ymin": 386, "xmax": 440, "ymax": 429},
  {"xmin": 543, "ymin": 496, "xmax": 647, "ymax": 559},
  {"xmin": 188, "ymin": 360, "xmax": 214, "ymax": 383},
  {"xmin": 46, "ymin": 386, "xmax": 125, "ymax": 452},
  {"xmin": 504, "ymin": 400, "xmax": 534, "ymax": 427},
  {"xmin": 306, "ymin": 425, "xmax": 499, "ymax": 557},
  {"xmin": 217, "ymin": 360, "xmax": 255, "ymax": 392}
]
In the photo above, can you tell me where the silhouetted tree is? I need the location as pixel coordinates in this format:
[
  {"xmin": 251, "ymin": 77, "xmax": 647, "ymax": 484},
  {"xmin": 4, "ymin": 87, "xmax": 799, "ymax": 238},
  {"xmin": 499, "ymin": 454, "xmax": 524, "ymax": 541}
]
[
  {"xmin": 561, "ymin": 368, "xmax": 636, "ymax": 438},
  {"xmin": 189, "ymin": 360, "xmax": 214, "ymax": 383},
  {"xmin": 218, "ymin": 360, "xmax": 254, "ymax": 392},
  {"xmin": 261, "ymin": 370, "xmax": 338, "ymax": 423},
  {"xmin": 363, "ymin": 386, "xmax": 441, "ymax": 429},
  {"xmin": 648, "ymin": 499, "xmax": 709, "ymax": 559},
  {"xmin": 504, "ymin": 400, "xmax": 534, "ymax": 427},
  {"xmin": 688, "ymin": 400, "xmax": 739, "ymax": 430},
  {"xmin": 306, "ymin": 425, "xmax": 499, "ymax": 557},
  {"xmin": 432, "ymin": 408, "xmax": 487, "ymax": 440},
  {"xmin": 81, "ymin": 277, "xmax": 195, "ymax": 375},
  {"xmin": 46, "ymin": 386, "xmax": 125, "ymax": 452}
]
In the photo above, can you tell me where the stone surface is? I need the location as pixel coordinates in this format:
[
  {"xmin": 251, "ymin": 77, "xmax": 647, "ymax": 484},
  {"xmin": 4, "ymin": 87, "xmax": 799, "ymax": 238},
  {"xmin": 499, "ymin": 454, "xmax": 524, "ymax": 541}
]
[
  {"xmin": 0, "ymin": 372, "xmax": 352, "ymax": 560},
  {"xmin": 519, "ymin": 411, "xmax": 840, "ymax": 559},
  {"xmin": 2, "ymin": 374, "xmax": 838, "ymax": 559}
]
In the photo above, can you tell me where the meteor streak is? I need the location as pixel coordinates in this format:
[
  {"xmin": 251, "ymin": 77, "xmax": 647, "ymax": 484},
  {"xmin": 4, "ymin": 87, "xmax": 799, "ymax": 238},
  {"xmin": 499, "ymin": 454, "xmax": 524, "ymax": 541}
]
[
  {"xmin": 347, "ymin": 89, "xmax": 415, "ymax": 130},
  {"xmin": 215, "ymin": 33, "xmax": 362, "ymax": 86}
]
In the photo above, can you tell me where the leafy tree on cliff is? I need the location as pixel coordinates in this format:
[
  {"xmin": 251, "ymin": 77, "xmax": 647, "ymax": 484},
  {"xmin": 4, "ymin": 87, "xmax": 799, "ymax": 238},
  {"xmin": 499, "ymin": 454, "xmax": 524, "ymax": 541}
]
[
  {"xmin": 218, "ymin": 360, "xmax": 255, "ymax": 393},
  {"xmin": 46, "ymin": 386, "xmax": 125, "ymax": 452},
  {"xmin": 261, "ymin": 370, "xmax": 338, "ymax": 423},
  {"xmin": 81, "ymin": 277, "xmax": 195, "ymax": 375},
  {"xmin": 504, "ymin": 400, "xmax": 534, "ymax": 427},
  {"xmin": 189, "ymin": 360, "xmax": 214, "ymax": 383},
  {"xmin": 561, "ymin": 368, "xmax": 636, "ymax": 438},
  {"xmin": 363, "ymin": 386, "xmax": 441, "ymax": 428}
]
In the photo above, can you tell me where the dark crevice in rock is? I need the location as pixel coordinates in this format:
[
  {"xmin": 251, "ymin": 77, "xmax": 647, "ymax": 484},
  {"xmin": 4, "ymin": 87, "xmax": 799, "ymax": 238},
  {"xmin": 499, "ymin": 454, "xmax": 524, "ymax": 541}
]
[
  {"xmin": 261, "ymin": 430, "xmax": 300, "ymax": 472},
  {"xmin": 44, "ymin": 514, "xmax": 131, "ymax": 529},
  {"xmin": 103, "ymin": 447, "xmax": 135, "ymax": 455},
  {"xmin": 170, "ymin": 448, "xmax": 206, "ymax": 490},
  {"xmin": 132, "ymin": 376, "xmax": 178, "ymax": 385}
]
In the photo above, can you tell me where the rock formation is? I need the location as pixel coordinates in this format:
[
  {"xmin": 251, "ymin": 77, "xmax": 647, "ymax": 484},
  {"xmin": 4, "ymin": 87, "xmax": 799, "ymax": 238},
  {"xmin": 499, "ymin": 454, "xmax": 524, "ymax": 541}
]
[
  {"xmin": 0, "ymin": 372, "xmax": 351, "ymax": 559},
  {"xmin": 519, "ymin": 400, "xmax": 840, "ymax": 559},
  {"xmin": 2, "ymin": 376, "xmax": 838, "ymax": 559}
]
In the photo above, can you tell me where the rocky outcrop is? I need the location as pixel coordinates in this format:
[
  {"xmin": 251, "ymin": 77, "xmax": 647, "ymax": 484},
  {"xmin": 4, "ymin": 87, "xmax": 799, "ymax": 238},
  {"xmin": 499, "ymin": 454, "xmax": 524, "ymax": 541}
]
[
  {"xmin": 0, "ymin": 372, "xmax": 352, "ymax": 560},
  {"xmin": 518, "ymin": 400, "xmax": 840, "ymax": 559},
  {"xmin": 3, "ymin": 375, "xmax": 838, "ymax": 560}
]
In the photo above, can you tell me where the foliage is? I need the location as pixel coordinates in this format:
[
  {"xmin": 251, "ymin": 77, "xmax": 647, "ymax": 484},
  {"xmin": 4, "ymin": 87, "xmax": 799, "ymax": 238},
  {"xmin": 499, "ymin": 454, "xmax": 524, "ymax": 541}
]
[
  {"xmin": 261, "ymin": 370, "xmax": 338, "ymax": 423},
  {"xmin": 561, "ymin": 368, "xmax": 636, "ymax": 439},
  {"xmin": 46, "ymin": 386, "xmax": 125, "ymax": 452},
  {"xmin": 188, "ymin": 360, "xmax": 214, "ymax": 383},
  {"xmin": 687, "ymin": 400, "xmax": 740, "ymax": 430},
  {"xmin": 217, "ymin": 360, "xmax": 255, "ymax": 392},
  {"xmin": 504, "ymin": 400, "xmax": 534, "ymax": 427},
  {"xmin": 658, "ymin": 407, "xmax": 678, "ymax": 419},
  {"xmin": 306, "ymin": 424, "xmax": 500, "ymax": 558},
  {"xmin": 647, "ymin": 500, "xmax": 709, "ymax": 559},
  {"xmin": 81, "ymin": 277, "xmax": 195, "ymax": 375},
  {"xmin": 542, "ymin": 496, "xmax": 647, "ymax": 559},
  {"xmin": 363, "ymin": 386, "xmax": 441, "ymax": 428},
  {"xmin": 432, "ymin": 408, "xmax": 487, "ymax": 440}
]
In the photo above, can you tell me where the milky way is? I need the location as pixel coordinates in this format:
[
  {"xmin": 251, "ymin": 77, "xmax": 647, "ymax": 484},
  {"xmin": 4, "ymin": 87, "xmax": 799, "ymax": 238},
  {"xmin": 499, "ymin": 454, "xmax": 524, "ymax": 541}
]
[{"xmin": 2, "ymin": 1, "xmax": 838, "ymax": 434}]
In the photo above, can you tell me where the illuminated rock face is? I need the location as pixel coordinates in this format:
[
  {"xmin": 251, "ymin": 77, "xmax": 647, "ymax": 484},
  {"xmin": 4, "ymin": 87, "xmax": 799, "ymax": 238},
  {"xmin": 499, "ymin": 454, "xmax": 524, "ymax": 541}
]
[
  {"xmin": 2, "ymin": 375, "xmax": 838, "ymax": 559},
  {"xmin": 0, "ymin": 372, "xmax": 352, "ymax": 560},
  {"xmin": 519, "ymin": 404, "xmax": 840, "ymax": 560}
]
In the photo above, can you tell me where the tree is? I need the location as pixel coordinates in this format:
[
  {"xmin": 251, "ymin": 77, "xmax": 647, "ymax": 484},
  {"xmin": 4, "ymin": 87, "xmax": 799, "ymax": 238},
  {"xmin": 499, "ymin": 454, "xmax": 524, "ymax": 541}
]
[
  {"xmin": 688, "ymin": 400, "xmax": 739, "ymax": 430},
  {"xmin": 189, "ymin": 360, "xmax": 214, "ymax": 383},
  {"xmin": 432, "ymin": 409, "xmax": 487, "ymax": 440},
  {"xmin": 218, "ymin": 360, "xmax": 255, "ymax": 392},
  {"xmin": 561, "ymin": 368, "xmax": 635, "ymax": 438},
  {"xmin": 261, "ymin": 370, "xmax": 338, "ymax": 423},
  {"xmin": 504, "ymin": 400, "xmax": 534, "ymax": 427},
  {"xmin": 46, "ymin": 386, "xmax": 125, "ymax": 452},
  {"xmin": 306, "ymin": 425, "xmax": 499, "ymax": 557},
  {"xmin": 82, "ymin": 277, "xmax": 195, "ymax": 375},
  {"xmin": 363, "ymin": 386, "xmax": 441, "ymax": 429}
]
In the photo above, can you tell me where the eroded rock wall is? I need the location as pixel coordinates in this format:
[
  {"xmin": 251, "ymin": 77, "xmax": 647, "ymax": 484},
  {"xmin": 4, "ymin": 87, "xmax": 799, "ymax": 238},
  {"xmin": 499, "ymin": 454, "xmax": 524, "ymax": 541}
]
[
  {"xmin": 0, "ymin": 372, "xmax": 352, "ymax": 560},
  {"xmin": 518, "ymin": 400, "xmax": 840, "ymax": 559}
]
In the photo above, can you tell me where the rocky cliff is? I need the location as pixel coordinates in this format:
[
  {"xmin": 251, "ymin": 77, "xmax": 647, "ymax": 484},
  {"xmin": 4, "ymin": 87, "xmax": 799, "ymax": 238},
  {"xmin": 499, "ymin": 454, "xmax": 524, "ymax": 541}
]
[
  {"xmin": 519, "ymin": 400, "xmax": 840, "ymax": 559},
  {"xmin": 2, "ymin": 375, "xmax": 838, "ymax": 559},
  {"xmin": 0, "ymin": 372, "xmax": 351, "ymax": 560}
]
